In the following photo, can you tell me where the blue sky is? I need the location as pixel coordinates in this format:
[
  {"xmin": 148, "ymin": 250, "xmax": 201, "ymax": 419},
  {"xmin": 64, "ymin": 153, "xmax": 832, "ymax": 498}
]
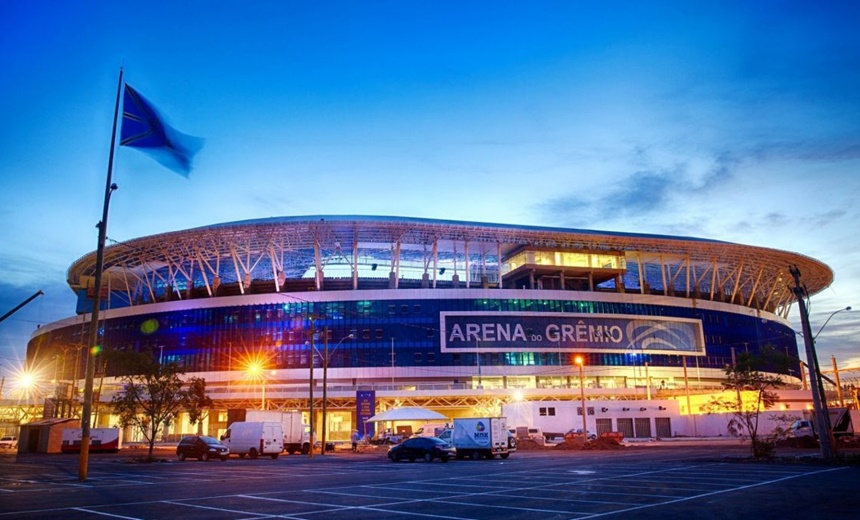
[{"xmin": 2, "ymin": 1, "xmax": 859, "ymax": 382}]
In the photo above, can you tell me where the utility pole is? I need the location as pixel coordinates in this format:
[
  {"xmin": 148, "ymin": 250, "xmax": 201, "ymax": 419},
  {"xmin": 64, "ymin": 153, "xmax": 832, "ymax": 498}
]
[
  {"xmin": 832, "ymin": 356, "xmax": 844, "ymax": 407},
  {"xmin": 790, "ymin": 265, "xmax": 833, "ymax": 460}
]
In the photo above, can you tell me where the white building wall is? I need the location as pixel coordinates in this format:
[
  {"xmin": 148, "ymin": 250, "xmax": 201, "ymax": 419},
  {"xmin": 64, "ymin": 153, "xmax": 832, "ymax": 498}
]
[{"xmin": 502, "ymin": 400, "xmax": 804, "ymax": 439}]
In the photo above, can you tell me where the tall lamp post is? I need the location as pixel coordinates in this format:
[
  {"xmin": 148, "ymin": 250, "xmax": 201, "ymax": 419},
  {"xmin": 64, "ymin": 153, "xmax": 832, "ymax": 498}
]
[
  {"xmin": 307, "ymin": 316, "xmax": 317, "ymax": 458},
  {"xmin": 321, "ymin": 331, "xmax": 354, "ymax": 455},
  {"xmin": 790, "ymin": 265, "xmax": 851, "ymax": 460},
  {"xmin": 575, "ymin": 356, "xmax": 587, "ymax": 437}
]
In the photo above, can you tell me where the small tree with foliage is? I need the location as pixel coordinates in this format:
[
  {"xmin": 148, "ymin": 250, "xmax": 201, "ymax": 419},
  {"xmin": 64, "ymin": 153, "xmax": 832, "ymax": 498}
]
[
  {"xmin": 704, "ymin": 347, "xmax": 792, "ymax": 458},
  {"xmin": 185, "ymin": 377, "xmax": 213, "ymax": 435},
  {"xmin": 110, "ymin": 350, "xmax": 188, "ymax": 460}
]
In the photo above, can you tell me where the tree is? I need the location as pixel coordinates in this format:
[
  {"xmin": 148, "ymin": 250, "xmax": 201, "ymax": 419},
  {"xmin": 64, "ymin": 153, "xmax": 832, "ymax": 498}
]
[
  {"xmin": 185, "ymin": 377, "xmax": 213, "ymax": 435},
  {"xmin": 704, "ymin": 347, "xmax": 792, "ymax": 458},
  {"xmin": 110, "ymin": 351, "xmax": 188, "ymax": 460}
]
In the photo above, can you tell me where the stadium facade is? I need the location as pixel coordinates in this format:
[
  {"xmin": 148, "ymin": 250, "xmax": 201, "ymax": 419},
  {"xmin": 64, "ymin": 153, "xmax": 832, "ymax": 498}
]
[{"xmin": 26, "ymin": 216, "xmax": 832, "ymax": 440}]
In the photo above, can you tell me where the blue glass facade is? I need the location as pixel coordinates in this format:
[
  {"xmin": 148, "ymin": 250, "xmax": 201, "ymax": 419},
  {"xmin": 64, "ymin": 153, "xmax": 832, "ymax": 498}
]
[{"xmin": 31, "ymin": 295, "xmax": 799, "ymax": 380}]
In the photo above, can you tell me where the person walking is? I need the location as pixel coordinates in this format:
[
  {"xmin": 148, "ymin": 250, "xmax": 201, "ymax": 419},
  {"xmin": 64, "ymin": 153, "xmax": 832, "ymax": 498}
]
[{"xmin": 351, "ymin": 430, "xmax": 360, "ymax": 452}]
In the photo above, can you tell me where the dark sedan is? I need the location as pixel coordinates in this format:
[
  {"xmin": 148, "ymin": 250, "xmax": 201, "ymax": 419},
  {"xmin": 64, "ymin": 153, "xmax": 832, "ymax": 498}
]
[
  {"xmin": 388, "ymin": 436, "xmax": 456, "ymax": 463},
  {"xmin": 176, "ymin": 435, "xmax": 230, "ymax": 461}
]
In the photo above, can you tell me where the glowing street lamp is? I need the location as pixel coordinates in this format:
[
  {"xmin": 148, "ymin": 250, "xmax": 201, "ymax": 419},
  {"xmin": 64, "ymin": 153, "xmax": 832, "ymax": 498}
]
[
  {"xmin": 8, "ymin": 367, "xmax": 46, "ymax": 406},
  {"xmin": 245, "ymin": 359, "xmax": 270, "ymax": 410},
  {"xmin": 18, "ymin": 371, "xmax": 36, "ymax": 391},
  {"xmin": 575, "ymin": 355, "xmax": 587, "ymax": 439}
]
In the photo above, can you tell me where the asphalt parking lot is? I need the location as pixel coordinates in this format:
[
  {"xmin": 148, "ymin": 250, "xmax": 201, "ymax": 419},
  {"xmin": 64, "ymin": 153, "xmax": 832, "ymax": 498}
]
[{"xmin": 1, "ymin": 443, "xmax": 858, "ymax": 519}]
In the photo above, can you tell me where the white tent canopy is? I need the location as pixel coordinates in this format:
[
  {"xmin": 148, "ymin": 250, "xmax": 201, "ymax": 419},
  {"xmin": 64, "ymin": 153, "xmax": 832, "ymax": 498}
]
[{"xmin": 366, "ymin": 406, "xmax": 447, "ymax": 423}]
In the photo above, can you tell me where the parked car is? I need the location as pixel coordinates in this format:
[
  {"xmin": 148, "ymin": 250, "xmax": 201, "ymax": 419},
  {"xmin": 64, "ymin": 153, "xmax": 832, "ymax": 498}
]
[
  {"xmin": 388, "ymin": 436, "xmax": 456, "ymax": 463},
  {"xmin": 0, "ymin": 436, "xmax": 17, "ymax": 449},
  {"xmin": 176, "ymin": 435, "xmax": 229, "ymax": 461},
  {"xmin": 565, "ymin": 428, "xmax": 598, "ymax": 441}
]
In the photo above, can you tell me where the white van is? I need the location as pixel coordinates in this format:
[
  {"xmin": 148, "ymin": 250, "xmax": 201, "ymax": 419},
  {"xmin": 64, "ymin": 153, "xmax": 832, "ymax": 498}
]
[{"xmin": 220, "ymin": 421, "xmax": 283, "ymax": 459}]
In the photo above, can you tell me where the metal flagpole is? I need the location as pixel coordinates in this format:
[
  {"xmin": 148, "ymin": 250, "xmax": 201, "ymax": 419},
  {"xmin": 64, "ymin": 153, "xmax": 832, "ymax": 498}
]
[{"xmin": 79, "ymin": 67, "xmax": 123, "ymax": 481}]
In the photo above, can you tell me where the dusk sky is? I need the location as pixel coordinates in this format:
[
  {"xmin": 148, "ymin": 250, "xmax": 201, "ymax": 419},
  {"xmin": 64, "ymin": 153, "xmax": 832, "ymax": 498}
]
[{"xmin": 2, "ymin": 2, "xmax": 859, "ymax": 384}]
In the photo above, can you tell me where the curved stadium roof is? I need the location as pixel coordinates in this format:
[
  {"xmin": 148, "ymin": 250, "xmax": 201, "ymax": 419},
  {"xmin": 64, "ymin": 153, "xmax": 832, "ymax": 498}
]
[{"xmin": 66, "ymin": 215, "xmax": 832, "ymax": 316}]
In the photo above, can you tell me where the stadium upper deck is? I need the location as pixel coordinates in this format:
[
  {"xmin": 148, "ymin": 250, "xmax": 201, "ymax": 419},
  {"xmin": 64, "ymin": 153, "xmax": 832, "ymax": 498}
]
[{"xmin": 65, "ymin": 215, "xmax": 831, "ymax": 318}]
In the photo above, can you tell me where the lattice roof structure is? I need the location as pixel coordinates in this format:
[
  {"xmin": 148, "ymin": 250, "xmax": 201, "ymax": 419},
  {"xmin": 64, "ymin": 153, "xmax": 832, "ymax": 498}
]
[{"xmin": 66, "ymin": 215, "xmax": 832, "ymax": 317}]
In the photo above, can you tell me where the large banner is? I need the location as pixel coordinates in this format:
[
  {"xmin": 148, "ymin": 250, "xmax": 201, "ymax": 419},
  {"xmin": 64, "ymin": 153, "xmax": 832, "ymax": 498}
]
[
  {"xmin": 440, "ymin": 312, "xmax": 705, "ymax": 355},
  {"xmin": 355, "ymin": 390, "xmax": 376, "ymax": 438}
]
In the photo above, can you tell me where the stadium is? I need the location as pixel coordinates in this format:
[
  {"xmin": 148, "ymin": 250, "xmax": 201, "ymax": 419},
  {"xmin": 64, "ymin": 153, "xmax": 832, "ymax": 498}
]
[{"xmin": 24, "ymin": 215, "xmax": 832, "ymax": 442}]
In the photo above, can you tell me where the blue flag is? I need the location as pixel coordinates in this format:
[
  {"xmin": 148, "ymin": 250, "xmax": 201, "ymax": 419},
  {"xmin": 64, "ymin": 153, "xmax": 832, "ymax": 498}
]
[{"xmin": 120, "ymin": 84, "xmax": 203, "ymax": 177}]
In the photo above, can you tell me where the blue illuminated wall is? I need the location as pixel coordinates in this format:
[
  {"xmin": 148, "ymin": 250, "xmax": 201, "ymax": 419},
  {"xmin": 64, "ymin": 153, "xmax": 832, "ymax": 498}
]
[{"xmin": 32, "ymin": 296, "xmax": 799, "ymax": 380}]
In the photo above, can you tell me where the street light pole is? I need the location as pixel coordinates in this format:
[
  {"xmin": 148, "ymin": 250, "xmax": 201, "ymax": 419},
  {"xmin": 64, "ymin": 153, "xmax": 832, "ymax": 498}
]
[
  {"xmin": 321, "ymin": 331, "xmax": 354, "ymax": 455},
  {"xmin": 261, "ymin": 377, "xmax": 266, "ymax": 410},
  {"xmin": 575, "ymin": 356, "xmax": 586, "ymax": 437},
  {"xmin": 790, "ymin": 265, "xmax": 835, "ymax": 459},
  {"xmin": 814, "ymin": 307, "xmax": 852, "ymax": 341},
  {"xmin": 308, "ymin": 316, "xmax": 316, "ymax": 458},
  {"xmin": 320, "ymin": 327, "xmax": 328, "ymax": 455}
]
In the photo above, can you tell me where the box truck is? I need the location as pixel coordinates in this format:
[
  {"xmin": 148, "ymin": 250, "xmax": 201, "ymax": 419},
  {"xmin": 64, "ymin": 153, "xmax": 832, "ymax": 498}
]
[
  {"xmin": 220, "ymin": 421, "xmax": 283, "ymax": 459},
  {"xmin": 451, "ymin": 417, "xmax": 509, "ymax": 460},
  {"xmin": 60, "ymin": 428, "xmax": 122, "ymax": 453},
  {"xmin": 244, "ymin": 410, "xmax": 310, "ymax": 454}
]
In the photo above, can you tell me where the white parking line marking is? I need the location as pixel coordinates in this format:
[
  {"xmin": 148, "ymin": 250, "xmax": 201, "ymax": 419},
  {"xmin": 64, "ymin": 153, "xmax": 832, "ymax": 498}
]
[
  {"xmin": 162, "ymin": 500, "xmax": 272, "ymax": 517},
  {"xmin": 576, "ymin": 466, "xmax": 849, "ymax": 518},
  {"xmin": 238, "ymin": 493, "xmax": 355, "ymax": 510},
  {"xmin": 70, "ymin": 508, "xmax": 142, "ymax": 520}
]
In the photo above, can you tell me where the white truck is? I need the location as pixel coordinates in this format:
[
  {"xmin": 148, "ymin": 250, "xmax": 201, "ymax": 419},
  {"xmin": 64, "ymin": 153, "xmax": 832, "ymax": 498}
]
[
  {"xmin": 451, "ymin": 417, "xmax": 510, "ymax": 460},
  {"xmin": 220, "ymin": 421, "xmax": 283, "ymax": 459},
  {"xmin": 788, "ymin": 408, "xmax": 859, "ymax": 439},
  {"xmin": 245, "ymin": 410, "xmax": 310, "ymax": 454}
]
